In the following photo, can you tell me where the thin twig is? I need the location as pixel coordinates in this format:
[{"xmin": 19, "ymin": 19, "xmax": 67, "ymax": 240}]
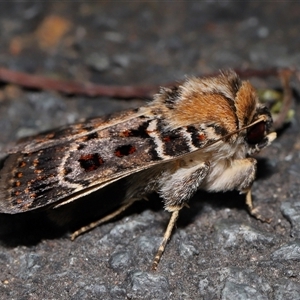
[
  {"xmin": 0, "ymin": 67, "xmax": 158, "ymax": 99},
  {"xmin": 0, "ymin": 67, "xmax": 281, "ymax": 99}
]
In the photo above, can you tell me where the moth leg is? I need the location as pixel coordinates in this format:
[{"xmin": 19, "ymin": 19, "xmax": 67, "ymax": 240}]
[
  {"xmin": 152, "ymin": 206, "xmax": 181, "ymax": 271},
  {"xmin": 203, "ymin": 158, "xmax": 270, "ymax": 221},
  {"xmin": 232, "ymin": 159, "xmax": 271, "ymax": 223},
  {"xmin": 245, "ymin": 189, "xmax": 271, "ymax": 223},
  {"xmin": 70, "ymin": 200, "xmax": 136, "ymax": 240},
  {"xmin": 152, "ymin": 162, "xmax": 210, "ymax": 270}
]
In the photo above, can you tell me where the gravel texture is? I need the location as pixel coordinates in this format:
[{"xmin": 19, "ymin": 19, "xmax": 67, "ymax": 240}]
[{"xmin": 0, "ymin": 2, "xmax": 300, "ymax": 299}]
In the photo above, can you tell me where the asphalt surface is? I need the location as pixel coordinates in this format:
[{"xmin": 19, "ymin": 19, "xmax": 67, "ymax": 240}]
[{"xmin": 0, "ymin": 2, "xmax": 300, "ymax": 299}]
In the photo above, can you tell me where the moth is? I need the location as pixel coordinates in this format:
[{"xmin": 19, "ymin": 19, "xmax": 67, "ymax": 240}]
[{"xmin": 0, "ymin": 71, "xmax": 276, "ymax": 270}]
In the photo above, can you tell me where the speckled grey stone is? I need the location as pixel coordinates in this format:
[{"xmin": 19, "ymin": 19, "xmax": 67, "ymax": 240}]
[
  {"xmin": 271, "ymin": 240, "xmax": 300, "ymax": 261},
  {"xmin": 281, "ymin": 200, "xmax": 300, "ymax": 238},
  {"xmin": 95, "ymin": 211, "xmax": 154, "ymax": 248},
  {"xmin": 199, "ymin": 267, "xmax": 272, "ymax": 299},
  {"xmin": 18, "ymin": 253, "xmax": 43, "ymax": 280},
  {"xmin": 110, "ymin": 285, "xmax": 127, "ymax": 299},
  {"xmin": 213, "ymin": 220, "xmax": 276, "ymax": 250},
  {"xmin": 84, "ymin": 284, "xmax": 109, "ymax": 299},
  {"xmin": 136, "ymin": 235, "xmax": 159, "ymax": 255},
  {"xmin": 178, "ymin": 241, "xmax": 199, "ymax": 259},
  {"xmin": 128, "ymin": 271, "xmax": 169, "ymax": 300},
  {"xmin": 109, "ymin": 250, "xmax": 132, "ymax": 270},
  {"xmin": 174, "ymin": 229, "xmax": 200, "ymax": 260},
  {"xmin": 274, "ymin": 279, "xmax": 300, "ymax": 300},
  {"xmin": 221, "ymin": 281, "xmax": 268, "ymax": 300}
]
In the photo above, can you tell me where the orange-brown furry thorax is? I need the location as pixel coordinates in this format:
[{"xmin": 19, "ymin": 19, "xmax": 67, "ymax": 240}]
[
  {"xmin": 234, "ymin": 81, "xmax": 258, "ymax": 128},
  {"xmin": 152, "ymin": 72, "xmax": 258, "ymax": 135},
  {"xmin": 170, "ymin": 92, "xmax": 237, "ymax": 133}
]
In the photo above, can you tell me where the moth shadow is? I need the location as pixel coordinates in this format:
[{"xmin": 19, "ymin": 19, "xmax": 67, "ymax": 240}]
[
  {"xmin": 255, "ymin": 157, "xmax": 277, "ymax": 180},
  {"xmin": 0, "ymin": 210, "xmax": 62, "ymax": 246},
  {"xmin": 0, "ymin": 157, "xmax": 276, "ymax": 247},
  {"xmin": 176, "ymin": 190, "xmax": 243, "ymax": 228},
  {"xmin": 0, "ymin": 179, "xmax": 135, "ymax": 247}
]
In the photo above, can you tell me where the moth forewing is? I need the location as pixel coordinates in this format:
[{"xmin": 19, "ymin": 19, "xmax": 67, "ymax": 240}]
[
  {"xmin": 0, "ymin": 70, "xmax": 276, "ymax": 270},
  {"xmin": 6, "ymin": 108, "xmax": 151, "ymax": 154}
]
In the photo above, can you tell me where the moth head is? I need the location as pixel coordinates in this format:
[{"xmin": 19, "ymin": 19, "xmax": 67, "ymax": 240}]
[{"xmin": 245, "ymin": 103, "xmax": 276, "ymax": 154}]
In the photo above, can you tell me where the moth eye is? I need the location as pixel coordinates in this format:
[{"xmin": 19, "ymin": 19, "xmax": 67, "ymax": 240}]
[{"xmin": 246, "ymin": 121, "xmax": 266, "ymax": 144}]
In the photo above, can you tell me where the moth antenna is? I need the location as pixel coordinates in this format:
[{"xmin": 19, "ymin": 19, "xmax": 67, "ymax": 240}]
[{"xmin": 198, "ymin": 115, "xmax": 269, "ymax": 151}]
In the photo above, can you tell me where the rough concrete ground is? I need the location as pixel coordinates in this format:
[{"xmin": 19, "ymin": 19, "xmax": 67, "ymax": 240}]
[{"xmin": 0, "ymin": 2, "xmax": 300, "ymax": 299}]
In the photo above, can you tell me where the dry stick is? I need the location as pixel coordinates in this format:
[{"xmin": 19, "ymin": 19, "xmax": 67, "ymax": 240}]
[
  {"xmin": 0, "ymin": 67, "xmax": 280, "ymax": 99},
  {"xmin": 0, "ymin": 67, "xmax": 158, "ymax": 99}
]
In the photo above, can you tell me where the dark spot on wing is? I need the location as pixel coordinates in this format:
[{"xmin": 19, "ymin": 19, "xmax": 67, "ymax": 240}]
[
  {"xmin": 18, "ymin": 161, "xmax": 26, "ymax": 168},
  {"xmin": 119, "ymin": 121, "xmax": 150, "ymax": 139},
  {"xmin": 130, "ymin": 121, "xmax": 151, "ymax": 138},
  {"xmin": 114, "ymin": 145, "xmax": 137, "ymax": 157},
  {"xmin": 78, "ymin": 153, "xmax": 104, "ymax": 172},
  {"xmin": 15, "ymin": 172, "xmax": 23, "ymax": 178}
]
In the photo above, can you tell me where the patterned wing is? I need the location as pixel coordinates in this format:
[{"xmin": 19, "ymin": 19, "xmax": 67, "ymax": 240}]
[{"xmin": 0, "ymin": 108, "xmax": 211, "ymax": 214}]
